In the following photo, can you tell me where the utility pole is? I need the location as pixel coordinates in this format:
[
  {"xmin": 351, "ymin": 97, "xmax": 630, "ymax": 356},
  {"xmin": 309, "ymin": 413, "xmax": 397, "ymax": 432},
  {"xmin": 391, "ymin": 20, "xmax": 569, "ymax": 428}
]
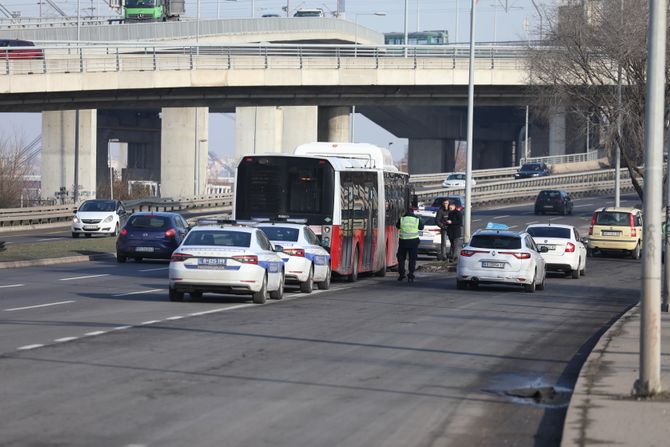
[
  {"xmin": 635, "ymin": 0, "xmax": 667, "ymax": 398},
  {"xmin": 73, "ymin": 110, "xmax": 80, "ymax": 203},
  {"xmin": 524, "ymin": 105, "xmax": 529, "ymax": 162},
  {"xmin": 464, "ymin": 0, "xmax": 476, "ymax": 243},
  {"xmin": 403, "ymin": 0, "xmax": 409, "ymax": 57}
]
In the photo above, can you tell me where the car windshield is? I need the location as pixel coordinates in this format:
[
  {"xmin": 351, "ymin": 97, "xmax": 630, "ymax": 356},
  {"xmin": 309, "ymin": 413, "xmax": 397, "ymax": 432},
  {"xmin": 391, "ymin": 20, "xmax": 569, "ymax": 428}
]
[
  {"xmin": 447, "ymin": 174, "xmax": 465, "ymax": 181},
  {"xmin": 126, "ymin": 0, "xmax": 156, "ymax": 7},
  {"xmin": 184, "ymin": 230, "xmax": 252, "ymax": 247},
  {"xmin": 595, "ymin": 212, "xmax": 633, "ymax": 227},
  {"xmin": 127, "ymin": 215, "xmax": 169, "ymax": 229},
  {"xmin": 259, "ymin": 226, "xmax": 300, "ymax": 242},
  {"xmin": 521, "ymin": 164, "xmax": 542, "ymax": 171},
  {"xmin": 527, "ymin": 227, "xmax": 571, "ymax": 239},
  {"xmin": 538, "ymin": 191, "xmax": 561, "ymax": 199},
  {"xmin": 470, "ymin": 235, "xmax": 521, "ymax": 249},
  {"xmin": 418, "ymin": 215, "xmax": 437, "ymax": 226},
  {"xmin": 79, "ymin": 200, "xmax": 116, "ymax": 212}
]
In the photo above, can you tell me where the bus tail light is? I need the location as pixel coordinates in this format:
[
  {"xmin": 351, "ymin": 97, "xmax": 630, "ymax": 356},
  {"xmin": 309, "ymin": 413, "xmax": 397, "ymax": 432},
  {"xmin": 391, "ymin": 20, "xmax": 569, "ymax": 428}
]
[
  {"xmin": 283, "ymin": 248, "xmax": 305, "ymax": 257},
  {"xmin": 233, "ymin": 255, "xmax": 259, "ymax": 265}
]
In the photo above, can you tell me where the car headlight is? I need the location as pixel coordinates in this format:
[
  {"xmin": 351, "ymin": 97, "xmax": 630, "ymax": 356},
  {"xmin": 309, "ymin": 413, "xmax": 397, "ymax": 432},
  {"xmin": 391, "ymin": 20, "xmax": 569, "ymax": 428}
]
[
  {"xmin": 103, "ymin": 215, "xmax": 114, "ymax": 223},
  {"xmin": 72, "ymin": 216, "xmax": 80, "ymax": 224}
]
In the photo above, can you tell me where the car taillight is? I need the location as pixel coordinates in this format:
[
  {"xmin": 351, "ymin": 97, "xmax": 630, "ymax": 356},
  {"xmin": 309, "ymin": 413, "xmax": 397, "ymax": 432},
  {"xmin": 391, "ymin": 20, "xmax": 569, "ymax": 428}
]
[
  {"xmin": 565, "ymin": 242, "xmax": 576, "ymax": 253},
  {"xmin": 165, "ymin": 228, "xmax": 177, "ymax": 238},
  {"xmin": 589, "ymin": 226, "xmax": 593, "ymax": 236},
  {"xmin": 120, "ymin": 228, "xmax": 128, "ymax": 236},
  {"xmin": 630, "ymin": 214, "xmax": 637, "ymax": 237},
  {"xmin": 591, "ymin": 213, "xmax": 597, "ymax": 226},
  {"xmin": 500, "ymin": 251, "xmax": 531, "ymax": 259},
  {"xmin": 171, "ymin": 253, "xmax": 192, "ymax": 262},
  {"xmin": 460, "ymin": 249, "xmax": 485, "ymax": 257},
  {"xmin": 283, "ymin": 248, "xmax": 305, "ymax": 257},
  {"xmin": 233, "ymin": 255, "xmax": 259, "ymax": 264}
]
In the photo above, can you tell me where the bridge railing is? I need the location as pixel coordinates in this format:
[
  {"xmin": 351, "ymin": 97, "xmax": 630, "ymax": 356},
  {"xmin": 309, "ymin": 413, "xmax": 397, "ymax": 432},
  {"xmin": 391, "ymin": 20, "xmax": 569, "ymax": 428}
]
[
  {"xmin": 0, "ymin": 43, "xmax": 529, "ymax": 76},
  {"xmin": 409, "ymin": 166, "xmax": 519, "ymax": 187},
  {"xmin": 519, "ymin": 149, "xmax": 602, "ymax": 166}
]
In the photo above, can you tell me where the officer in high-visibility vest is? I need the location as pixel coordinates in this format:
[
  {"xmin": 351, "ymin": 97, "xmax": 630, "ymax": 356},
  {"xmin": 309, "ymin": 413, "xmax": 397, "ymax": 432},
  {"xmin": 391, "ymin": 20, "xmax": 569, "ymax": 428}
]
[{"xmin": 396, "ymin": 207, "xmax": 424, "ymax": 283}]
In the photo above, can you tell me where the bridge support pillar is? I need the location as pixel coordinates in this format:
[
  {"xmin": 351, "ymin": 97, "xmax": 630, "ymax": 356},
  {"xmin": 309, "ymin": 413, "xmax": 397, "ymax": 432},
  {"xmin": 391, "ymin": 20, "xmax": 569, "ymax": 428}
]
[
  {"xmin": 474, "ymin": 140, "xmax": 514, "ymax": 169},
  {"xmin": 160, "ymin": 107, "xmax": 208, "ymax": 198},
  {"xmin": 318, "ymin": 106, "xmax": 350, "ymax": 142},
  {"xmin": 235, "ymin": 106, "xmax": 317, "ymax": 158},
  {"xmin": 41, "ymin": 109, "xmax": 97, "ymax": 201},
  {"xmin": 549, "ymin": 105, "xmax": 567, "ymax": 156},
  {"xmin": 408, "ymin": 139, "xmax": 455, "ymax": 174}
]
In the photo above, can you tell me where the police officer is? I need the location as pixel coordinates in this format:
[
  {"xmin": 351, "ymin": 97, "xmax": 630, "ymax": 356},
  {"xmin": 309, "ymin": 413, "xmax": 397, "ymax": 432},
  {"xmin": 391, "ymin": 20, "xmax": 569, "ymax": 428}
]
[{"xmin": 396, "ymin": 207, "xmax": 424, "ymax": 283}]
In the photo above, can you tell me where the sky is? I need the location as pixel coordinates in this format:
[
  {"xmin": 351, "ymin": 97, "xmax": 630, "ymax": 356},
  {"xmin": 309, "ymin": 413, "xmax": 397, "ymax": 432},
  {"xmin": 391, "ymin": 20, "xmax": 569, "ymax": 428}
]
[{"xmin": 0, "ymin": 1, "xmax": 556, "ymax": 161}]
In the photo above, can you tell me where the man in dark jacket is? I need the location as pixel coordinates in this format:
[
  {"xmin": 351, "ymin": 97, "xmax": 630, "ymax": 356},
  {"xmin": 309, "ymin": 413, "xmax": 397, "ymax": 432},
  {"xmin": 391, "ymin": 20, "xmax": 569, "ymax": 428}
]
[
  {"xmin": 435, "ymin": 199, "xmax": 450, "ymax": 260},
  {"xmin": 445, "ymin": 202, "xmax": 463, "ymax": 261},
  {"xmin": 396, "ymin": 207, "xmax": 425, "ymax": 283}
]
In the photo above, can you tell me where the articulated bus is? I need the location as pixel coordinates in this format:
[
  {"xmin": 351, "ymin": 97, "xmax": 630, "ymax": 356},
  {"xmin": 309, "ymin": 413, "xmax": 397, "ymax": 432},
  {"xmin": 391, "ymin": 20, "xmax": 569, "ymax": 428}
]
[{"xmin": 233, "ymin": 143, "xmax": 411, "ymax": 280}]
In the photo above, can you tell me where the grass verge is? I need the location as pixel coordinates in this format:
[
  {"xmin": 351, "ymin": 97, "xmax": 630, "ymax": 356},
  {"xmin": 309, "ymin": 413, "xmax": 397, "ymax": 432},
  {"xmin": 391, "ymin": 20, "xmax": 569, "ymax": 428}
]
[{"xmin": 0, "ymin": 236, "xmax": 116, "ymax": 262}]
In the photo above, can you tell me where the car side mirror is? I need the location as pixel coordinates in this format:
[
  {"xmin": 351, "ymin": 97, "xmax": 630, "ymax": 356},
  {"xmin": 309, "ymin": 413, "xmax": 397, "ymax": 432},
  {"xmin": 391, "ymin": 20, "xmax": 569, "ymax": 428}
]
[
  {"xmin": 581, "ymin": 237, "xmax": 589, "ymax": 244},
  {"xmin": 273, "ymin": 244, "xmax": 284, "ymax": 253},
  {"xmin": 540, "ymin": 246, "xmax": 549, "ymax": 253}
]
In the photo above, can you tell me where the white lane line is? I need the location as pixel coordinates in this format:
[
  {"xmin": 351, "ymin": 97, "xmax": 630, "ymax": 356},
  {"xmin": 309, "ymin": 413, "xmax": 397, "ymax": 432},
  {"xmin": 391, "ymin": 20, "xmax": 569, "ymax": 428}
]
[
  {"xmin": 493, "ymin": 215, "xmax": 510, "ymax": 219},
  {"xmin": 165, "ymin": 316, "xmax": 184, "ymax": 320},
  {"xmin": 37, "ymin": 237, "xmax": 65, "ymax": 242},
  {"xmin": 0, "ymin": 284, "xmax": 24, "ymax": 289},
  {"xmin": 139, "ymin": 267, "xmax": 169, "ymax": 272},
  {"xmin": 4, "ymin": 300, "xmax": 75, "ymax": 312},
  {"xmin": 84, "ymin": 331, "xmax": 108, "ymax": 336},
  {"xmin": 59, "ymin": 274, "xmax": 110, "ymax": 282},
  {"xmin": 473, "ymin": 219, "xmax": 482, "ymax": 223},
  {"xmin": 17, "ymin": 344, "xmax": 44, "ymax": 351},
  {"xmin": 114, "ymin": 326, "xmax": 132, "ymax": 331},
  {"xmin": 54, "ymin": 337, "xmax": 79, "ymax": 343},
  {"xmin": 574, "ymin": 204, "xmax": 594, "ymax": 208},
  {"xmin": 189, "ymin": 304, "xmax": 253, "ymax": 317},
  {"xmin": 140, "ymin": 320, "xmax": 160, "ymax": 325},
  {"xmin": 112, "ymin": 288, "xmax": 163, "ymax": 297}
]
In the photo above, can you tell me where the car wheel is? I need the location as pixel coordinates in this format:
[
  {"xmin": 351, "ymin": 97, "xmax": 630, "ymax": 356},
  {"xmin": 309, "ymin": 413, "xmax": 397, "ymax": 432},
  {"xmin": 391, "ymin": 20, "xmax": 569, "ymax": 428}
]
[
  {"xmin": 169, "ymin": 288, "xmax": 184, "ymax": 302},
  {"xmin": 85, "ymin": 233, "xmax": 92, "ymax": 238},
  {"xmin": 134, "ymin": 257, "xmax": 142, "ymax": 263},
  {"xmin": 537, "ymin": 274, "xmax": 546, "ymax": 290},
  {"xmin": 348, "ymin": 248, "xmax": 359, "ymax": 282},
  {"xmin": 586, "ymin": 248, "xmax": 593, "ymax": 257},
  {"xmin": 190, "ymin": 291, "xmax": 203, "ymax": 299},
  {"xmin": 72, "ymin": 233, "xmax": 80, "ymax": 238},
  {"xmin": 116, "ymin": 254, "xmax": 126, "ymax": 263},
  {"xmin": 270, "ymin": 274, "xmax": 285, "ymax": 300},
  {"xmin": 374, "ymin": 261, "xmax": 387, "ymax": 277},
  {"xmin": 252, "ymin": 275, "xmax": 268, "ymax": 304},
  {"xmin": 317, "ymin": 267, "xmax": 331, "ymax": 290},
  {"xmin": 456, "ymin": 280, "xmax": 468, "ymax": 290},
  {"xmin": 571, "ymin": 266, "xmax": 579, "ymax": 279},
  {"xmin": 524, "ymin": 271, "xmax": 537, "ymax": 293},
  {"xmin": 111, "ymin": 224, "xmax": 119, "ymax": 237},
  {"xmin": 299, "ymin": 267, "xmax": 314, "ymax": 293},
  {"xmin": 580, "ymin": 263, "xmax": 586, "ymax": 276},
  {"xmin": 632, "ymin": 242, "xmax": 641, "ymax": 260}
]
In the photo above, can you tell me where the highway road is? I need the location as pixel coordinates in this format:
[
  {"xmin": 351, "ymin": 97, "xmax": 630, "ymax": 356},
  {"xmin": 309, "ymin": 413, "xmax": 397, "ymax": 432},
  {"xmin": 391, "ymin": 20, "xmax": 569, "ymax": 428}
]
[{"xmin": 0, "ymin": 196, "xmax": 641, "ymax": 446}]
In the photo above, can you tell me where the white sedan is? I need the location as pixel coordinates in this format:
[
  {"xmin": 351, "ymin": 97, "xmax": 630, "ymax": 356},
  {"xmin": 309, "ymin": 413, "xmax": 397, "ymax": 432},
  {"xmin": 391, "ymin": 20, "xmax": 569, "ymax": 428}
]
[
  {"xmin": 526, "ymin": 224, "xmax": 587, "ymax": 279},
  {"xmin": 257, "ymin": 223, "xmax": 331, "ymax": 293},
  {"xmin": 442, "ymin": 172, "xmax": 476, "ymax": 189},
  {"xmin": 168, "ymin": 225, "xmax": 285, "ymax": 304},
  {"xmin": 71, "ymin": 199, "xmax": 127, "ymax": 238},
  {"xmin": 457, "ymin": 228, "xmax": 547, "ymax": 292}
]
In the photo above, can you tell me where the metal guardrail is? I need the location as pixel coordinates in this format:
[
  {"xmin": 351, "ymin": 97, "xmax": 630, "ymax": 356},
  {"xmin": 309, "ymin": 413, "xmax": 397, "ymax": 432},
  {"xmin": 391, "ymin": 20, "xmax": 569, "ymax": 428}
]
[
  {"xmin": 520, "ymin": 149, "xmax": 601, "ymax": 166},
  {"xmin": 409, "ymin": 166, "xmax": 519, "ymax": 186},
  {"xmin": 0, "ymin": 42, "xmax": 528, "ymax": 76}
]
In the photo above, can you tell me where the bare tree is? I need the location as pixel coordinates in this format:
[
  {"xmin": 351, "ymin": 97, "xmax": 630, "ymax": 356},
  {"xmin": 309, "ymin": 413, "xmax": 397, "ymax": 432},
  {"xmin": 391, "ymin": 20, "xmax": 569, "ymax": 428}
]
[
  {"xmin": 528, "ymin": 0, "xmax": 662, "ymax": 200},
  {"xmin": 0, "ymin": 135, "xmax": 33, "ymax": 208}
]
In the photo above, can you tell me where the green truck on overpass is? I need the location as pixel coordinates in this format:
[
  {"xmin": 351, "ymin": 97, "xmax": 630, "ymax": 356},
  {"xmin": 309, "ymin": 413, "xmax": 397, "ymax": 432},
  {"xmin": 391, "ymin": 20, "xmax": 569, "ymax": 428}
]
[{"xmin": 124, "ymin": 0, "xmax": 184, "ymax": 22}]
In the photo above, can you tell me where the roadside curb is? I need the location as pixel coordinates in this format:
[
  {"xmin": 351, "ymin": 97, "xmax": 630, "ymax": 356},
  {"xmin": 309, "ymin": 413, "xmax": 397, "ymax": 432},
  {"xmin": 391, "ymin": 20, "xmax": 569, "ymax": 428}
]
[
  {"xmin": 560, "ymin": 304, "xmax": 640, "ymax": 447},
  {"xmin": 0, "ymin": 252, "xmax": 115, "ymax": 269}
]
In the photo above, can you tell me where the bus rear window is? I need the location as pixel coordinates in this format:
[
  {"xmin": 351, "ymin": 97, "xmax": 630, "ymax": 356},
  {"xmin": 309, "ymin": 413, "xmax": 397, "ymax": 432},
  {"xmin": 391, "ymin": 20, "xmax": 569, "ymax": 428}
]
[{"xmin": 235, "ymin": 157, "xmax": 335, "ymax": 224}]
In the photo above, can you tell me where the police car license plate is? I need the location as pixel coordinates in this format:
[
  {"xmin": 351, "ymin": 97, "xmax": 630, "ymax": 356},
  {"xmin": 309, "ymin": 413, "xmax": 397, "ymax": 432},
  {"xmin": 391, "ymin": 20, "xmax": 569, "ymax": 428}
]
[
  {"xmin": 482, "ymin": 261, "xmax": 505, "ymax": 269},
  {"xmin": 539, "ymin": 245, "xmax": 555, "ymax": 251},
  {"xmin": 198, "ymin": 258, "xmax": 227, "ymax": 267}
]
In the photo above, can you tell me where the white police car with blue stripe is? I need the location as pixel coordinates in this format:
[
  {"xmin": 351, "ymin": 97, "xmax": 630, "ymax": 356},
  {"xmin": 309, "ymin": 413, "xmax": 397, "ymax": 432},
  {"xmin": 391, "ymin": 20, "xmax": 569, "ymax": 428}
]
[
  {"xmin": 257, "ymin": 223, "xmax": 331, "ymax": 293},
  {"xmin": 168, "ymin": 224, "xmax": 285, "ymax": 304}
]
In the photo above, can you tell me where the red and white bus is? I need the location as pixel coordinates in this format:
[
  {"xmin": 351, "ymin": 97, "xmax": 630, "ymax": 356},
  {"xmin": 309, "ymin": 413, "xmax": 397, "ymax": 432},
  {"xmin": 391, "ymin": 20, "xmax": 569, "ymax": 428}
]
[{"xmin": 233, "ymin": 143, "xmax": 411, "ymax": 280}]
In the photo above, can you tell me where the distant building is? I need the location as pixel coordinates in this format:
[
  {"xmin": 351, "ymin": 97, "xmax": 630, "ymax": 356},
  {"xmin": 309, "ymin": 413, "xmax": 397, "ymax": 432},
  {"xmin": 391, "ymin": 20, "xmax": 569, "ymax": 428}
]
[{"xmin": 384, "ymin": 30, "xmax": 448, "ymax": 45}]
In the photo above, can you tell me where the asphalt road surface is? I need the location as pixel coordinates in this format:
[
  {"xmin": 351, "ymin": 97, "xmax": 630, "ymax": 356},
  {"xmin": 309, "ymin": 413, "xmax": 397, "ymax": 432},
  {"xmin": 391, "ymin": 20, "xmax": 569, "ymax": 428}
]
[{"xmin": 0, "ymin": 196, "xmax": 640, "ymax": 446}]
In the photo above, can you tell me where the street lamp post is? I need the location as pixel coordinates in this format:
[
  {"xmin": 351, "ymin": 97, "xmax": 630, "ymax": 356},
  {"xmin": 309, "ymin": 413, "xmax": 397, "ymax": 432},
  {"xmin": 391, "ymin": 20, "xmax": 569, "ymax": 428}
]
[
  {"xmin": 108, "ymin": 138, "xmax": 119, "ymax": 200},
  {"xmin": 403, "ymin": 0, "xmax": 409, "ymax": 56},
  {"xmin": 464, "ymin": 0, "xmax": 477, "ymax": 243}
]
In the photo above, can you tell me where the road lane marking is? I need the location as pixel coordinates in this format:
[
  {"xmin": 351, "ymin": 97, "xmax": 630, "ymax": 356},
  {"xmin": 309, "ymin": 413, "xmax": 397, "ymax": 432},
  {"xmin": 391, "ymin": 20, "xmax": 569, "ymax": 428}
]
[
  {"xmin": 0, "ymin": 284, "xmax": 24, "ymax": 289},
  {"xmin": 140, "ymin": 320, "xmax": 160, "ymax": 325},
  {"xmin": 574, "ymin": 204, "xmax": 594, "ymax": 208},
  {"xmin": 59, "ymin": 274, "xmax": 110, "ymax": 281},
  {"xmin": 37, "ymin": 237, "xmax": 65, "ymax": 242},
  {"xmin": 139, "ymin": 267, "xmax": 169, "ymax": 272},
  {"xmin": 188, "ymin": 304, "xmax": 253, "ymax": 317},
  {"xmin": 54, "ymin": 337, "xmax": 79, "ymax": 343},
  {"xmin": 17, "ymin": 344, "xmax": 44, "ymax": 351},
  {"xmin": 114, "ymin": 326, "xmax": 132, "ymax": 331},
  {"xmin": 473, "ymin": 219, "xmax": 481, "ymax": 223},
  {"xmin": 84, "ymin": 331, "xmax": 108, "ymax": 336},
  {"xmin": 112, "ymin": 288, "xmax": 163, "ymax": 297},
  {"xmin": 493, "ymin": 215, "xmax": 510, "ymax": 219},
  {"xmin": 4, "ymin": 300, "xmax": 75, "ymax": 312},
  {"xmin": 165, "ymin": 316, "xmax": 184, "ymax": 320}
]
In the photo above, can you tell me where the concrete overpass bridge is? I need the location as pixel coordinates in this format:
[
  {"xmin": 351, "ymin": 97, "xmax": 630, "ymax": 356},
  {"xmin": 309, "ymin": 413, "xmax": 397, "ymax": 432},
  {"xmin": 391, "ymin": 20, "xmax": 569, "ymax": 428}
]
[{"xmin": 0, "ymin": 41, "xmax": 587, "ymax": 200}]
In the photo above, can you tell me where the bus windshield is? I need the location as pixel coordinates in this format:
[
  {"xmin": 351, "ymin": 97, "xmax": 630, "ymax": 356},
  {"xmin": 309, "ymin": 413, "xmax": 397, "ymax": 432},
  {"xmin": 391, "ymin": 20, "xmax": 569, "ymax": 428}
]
[
  {"xmin": 235, "ymin": 156, "xmax": 335, "ymax": 225},
  {"xmin": 126, "ymin": 0, "xmax": 157, "ymax": 7}
]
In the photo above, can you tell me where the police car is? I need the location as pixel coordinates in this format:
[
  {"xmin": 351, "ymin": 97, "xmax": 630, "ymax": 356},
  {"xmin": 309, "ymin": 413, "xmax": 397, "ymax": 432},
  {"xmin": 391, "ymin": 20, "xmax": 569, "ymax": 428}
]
[
  {"xmin": 257, "ymin": 222, "xmax": 331, "ymax": 293},
  {"xmin": 457, "ymin": 223, "xmax": 548, "ymax": 293},
  {"xmin": 168, "ymin": 223, "xmax": 285, "ymax": 304}
]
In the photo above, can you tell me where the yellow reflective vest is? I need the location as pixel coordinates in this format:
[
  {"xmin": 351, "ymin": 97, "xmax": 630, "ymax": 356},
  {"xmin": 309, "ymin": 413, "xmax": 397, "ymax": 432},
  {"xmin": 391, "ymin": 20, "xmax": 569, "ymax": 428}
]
[{"xmin": 399, "ymin": 215, "xmax": 420, "ymax": 240}]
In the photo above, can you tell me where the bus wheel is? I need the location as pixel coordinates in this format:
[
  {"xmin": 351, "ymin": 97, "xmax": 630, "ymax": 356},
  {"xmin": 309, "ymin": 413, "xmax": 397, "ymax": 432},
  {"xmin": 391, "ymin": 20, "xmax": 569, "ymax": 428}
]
[
  {"xmin": 348, "ymin": 248, "xmax": 359, "ymax": 282},
  {"xmin": 374, "ymin": 261, "xmax": 387, "ymax": 277}
]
